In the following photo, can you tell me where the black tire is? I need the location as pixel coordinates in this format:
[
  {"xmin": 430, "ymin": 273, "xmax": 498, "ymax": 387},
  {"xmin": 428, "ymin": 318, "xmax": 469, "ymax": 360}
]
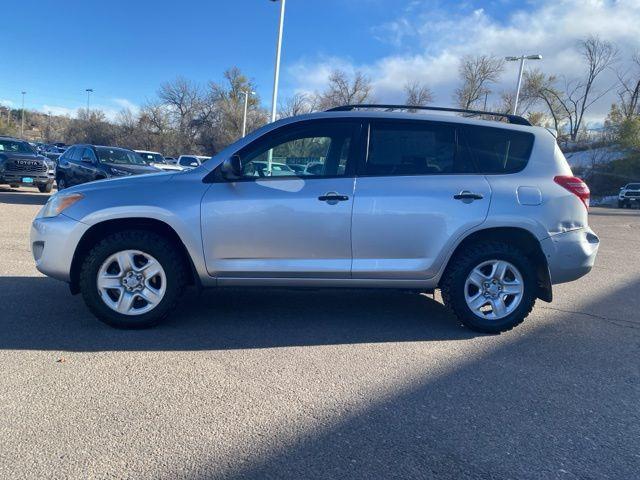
[
  {"xmin": 79, "ymin": 230, "xmax": 187, "ymax": 328},
  {"xmin": 38, "ymin": 183, "xmax": 53, "ymax": 193},
  {"xmin": 440, "ymin": 241, "xmax": 537, "ymax": 333},
  {"xmin": 56, "ymin": 176, "xmax": 66, "ymax": 190}
]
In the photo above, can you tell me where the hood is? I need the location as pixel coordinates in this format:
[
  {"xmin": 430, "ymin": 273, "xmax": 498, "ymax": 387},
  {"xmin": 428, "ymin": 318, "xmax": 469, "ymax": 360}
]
[
  {"xmin": 64, "ymin": 170, "xmax": 176, "ymax": 194},
  {"xmin": 104, "ymin": 162, "xmax": 161, "ymax": 175},
  {"xmin": 0, "ymin": 152, "xmax": 45, "ymax": 163}
]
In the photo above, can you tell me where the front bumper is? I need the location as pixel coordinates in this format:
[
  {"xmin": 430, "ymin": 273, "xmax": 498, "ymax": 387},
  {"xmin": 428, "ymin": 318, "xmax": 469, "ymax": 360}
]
[
  {"xmin": 30, "ymin": 214, "xmax": 89, "ymax": 282},
  {"xmin": 541, "ymin": 227, "xmax": 599, "ymax": 285},
  {"xmin": 1, "ymin": 171, "xmax": 54, "ymax": 186}
]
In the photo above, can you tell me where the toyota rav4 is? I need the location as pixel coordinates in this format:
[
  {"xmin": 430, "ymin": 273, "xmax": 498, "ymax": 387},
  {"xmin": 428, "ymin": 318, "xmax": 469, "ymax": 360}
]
[{"xmin": 31, "ymin": 105, "xmax": 599, "ymax": 333}]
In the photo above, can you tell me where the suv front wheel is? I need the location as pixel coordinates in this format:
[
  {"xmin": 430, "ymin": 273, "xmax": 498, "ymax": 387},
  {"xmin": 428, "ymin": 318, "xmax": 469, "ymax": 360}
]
[
  {"xmin": 79, "ymin": 230, "xmax": 187, "ymax": 328},
  {"xmin": 441, "ymin": 242, "xmax": 537, "ymax": 333}
]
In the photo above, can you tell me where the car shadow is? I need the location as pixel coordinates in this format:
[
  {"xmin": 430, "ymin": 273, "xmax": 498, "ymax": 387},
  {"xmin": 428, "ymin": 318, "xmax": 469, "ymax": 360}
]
[
  {"xmin": 0, "ymin": 187, "xmax": 50, "ymax": 205},
  {"xmin": 0, "ymin": 276, "xmax": 478, "ymax": 352}
]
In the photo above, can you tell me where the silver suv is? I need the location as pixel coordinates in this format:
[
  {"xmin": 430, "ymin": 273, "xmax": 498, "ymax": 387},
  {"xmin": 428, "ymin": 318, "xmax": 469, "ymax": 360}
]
[{"xmin": 30, "ymin": 105, "xmax": 599, "ymax": 333}]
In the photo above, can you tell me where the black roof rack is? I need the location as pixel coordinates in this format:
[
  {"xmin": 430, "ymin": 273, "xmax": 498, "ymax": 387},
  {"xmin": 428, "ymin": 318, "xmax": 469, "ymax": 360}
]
[{"xmin": 326, "ymin": 104, "xmax": 532, "ymax": 126}]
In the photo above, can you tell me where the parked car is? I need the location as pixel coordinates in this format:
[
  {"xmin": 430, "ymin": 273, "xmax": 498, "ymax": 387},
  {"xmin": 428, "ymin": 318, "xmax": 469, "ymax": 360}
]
[
  {"xmin": 177, "ymin": 155, "xmax": 210, "ymax": 170},
  {"xmin": 31, "ymin": 105, "xmax": 599, "ymax": 332},
  {"xmin": 618, "ymin": 183, "xmax": 640, "ymax": 208},
  {"xmin": 164, "ymin": 157, "xmax": 177, "ymax": 165},
  {"xmin": 0, "ymin": 136, "xmax": 55, "ymax": 192},
  {"xmin": 55, "ymin": 144, "xmax": 161, "ymax": 190},
  {"xmin": 242, "ymin": 161, "xmax": 295, "ymax": 177},
  {"xmin": 134, "ymin": 150, "xmax": 183, "ymax": 171}
]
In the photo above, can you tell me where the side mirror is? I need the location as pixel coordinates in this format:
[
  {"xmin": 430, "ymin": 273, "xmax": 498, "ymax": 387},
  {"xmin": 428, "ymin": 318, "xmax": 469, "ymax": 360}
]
[{"xmin": 221, "ymin": 155, "xmax": 242, "ymax": 179}]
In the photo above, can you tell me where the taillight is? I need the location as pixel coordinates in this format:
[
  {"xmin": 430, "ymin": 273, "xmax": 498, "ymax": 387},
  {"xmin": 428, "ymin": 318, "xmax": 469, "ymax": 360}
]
[{"xmin": 554, "ymin": 175, "xmax": 590, "ymax": 209}]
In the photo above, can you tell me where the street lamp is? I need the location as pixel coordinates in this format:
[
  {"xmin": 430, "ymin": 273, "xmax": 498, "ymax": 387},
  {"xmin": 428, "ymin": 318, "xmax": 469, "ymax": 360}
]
[
  {"xmin": 20, "ymin": 91, "xmax": 26, "ymax": 138},
  {"xmin": 241, "ymin": 90, "xmax": 255, "ymax": 138},
  {"xmin": 505, "ymin": 54, "xmax": 542, "ymax": 115},
  {"xmin": 86, "ymin": 88, "xmax": 94, "ymax": 111}
]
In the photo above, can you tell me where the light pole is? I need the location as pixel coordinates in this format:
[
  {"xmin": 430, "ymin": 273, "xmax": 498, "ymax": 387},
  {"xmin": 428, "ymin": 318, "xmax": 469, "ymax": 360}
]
[
  {"xmin": 268, "ymin": 0, "xmax": 286, "ymax": 174},
  {"xmin": 20, "ymin": 91, "xmax": 26, "ymax": 138},
  {"xmin": 86, "ymin": 88, "xmax": 94, "ymax": 111},
  {"xmin": 241, "ymin": 90, "xmax": 255, "ymax": 138},
  {"xmin": 505, "ymin": 54, "xmax": 542, "ymax": 115},
  {"xmin": 269, "ymin": 0, "xmax": 286, "ymax": 123}
]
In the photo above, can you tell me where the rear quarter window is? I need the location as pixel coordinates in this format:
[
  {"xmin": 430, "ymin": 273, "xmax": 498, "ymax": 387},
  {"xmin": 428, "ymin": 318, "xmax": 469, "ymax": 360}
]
[{"xmin": 462, "ymin": 126, "xmax": 534, "ymax": 174}]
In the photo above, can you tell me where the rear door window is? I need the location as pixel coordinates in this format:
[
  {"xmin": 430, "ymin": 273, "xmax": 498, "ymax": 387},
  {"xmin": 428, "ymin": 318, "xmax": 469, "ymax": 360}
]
[
  {"xmin": 364, "ymin": 120, "xmax": 474, "ymax": 176},
  {"xmin": 462, "ymin": 126, "xmax": 534, "ymax": 174}
]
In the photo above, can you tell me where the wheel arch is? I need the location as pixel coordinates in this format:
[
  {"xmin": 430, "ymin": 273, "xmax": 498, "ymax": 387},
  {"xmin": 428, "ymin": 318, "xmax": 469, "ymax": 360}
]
[
  {"xmin": 440, "ymin": 226, "xmax": 552, "ymax": 302},
  {"xmin": 69, "ymin": 217, "xmax": 200, "ymax": 294}
]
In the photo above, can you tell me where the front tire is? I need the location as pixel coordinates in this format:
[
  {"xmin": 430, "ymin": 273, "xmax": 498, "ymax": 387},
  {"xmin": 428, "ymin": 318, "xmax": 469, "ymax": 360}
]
[
  {"xmin": 56, "ymin": 176, "xmax": 67, "ymax": 190},
  {"xmin": 38, "ymin": 183, "xmax": 53, "ymax": 193},
  {"xmin": 441, "ymin": 241, "xmax": 537, "ymax": 333},
  {"xmin": 79, "ymin": 230, "xmax": 187, "ymax": 328}
]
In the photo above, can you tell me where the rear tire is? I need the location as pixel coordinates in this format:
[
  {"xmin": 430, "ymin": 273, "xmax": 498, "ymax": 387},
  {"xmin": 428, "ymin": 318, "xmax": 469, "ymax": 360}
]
[
  {"xmin": 441, "ymin": 241, "xmax": 537, "ymax": 333},
  {"xmin": 79, "ymin": 230, "xmax": 187, "ymax": 328},
  {"xmin": 38, "ymin": 183, "xmax": 53, "ymax": 193}
]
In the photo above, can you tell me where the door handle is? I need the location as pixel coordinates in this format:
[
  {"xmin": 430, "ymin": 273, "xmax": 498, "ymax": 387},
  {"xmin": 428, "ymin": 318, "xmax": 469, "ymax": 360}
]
[
  {"xmin": 318, "ymin": 192, "xmax": 349, "ymax": 203},
  {"xmin": 454, "ymin": 190, "xmax": 484, "ymax": 201}
]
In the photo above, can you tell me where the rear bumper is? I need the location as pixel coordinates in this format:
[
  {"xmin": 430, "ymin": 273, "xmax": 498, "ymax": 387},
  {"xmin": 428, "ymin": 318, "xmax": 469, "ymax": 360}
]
[
  {"xmin": 30, "ymin": 214, "xmax": 89, "ymax": 282},
  {"xmin": 541, "ymin": 227, "xmax": 599, "ymax": 285}
]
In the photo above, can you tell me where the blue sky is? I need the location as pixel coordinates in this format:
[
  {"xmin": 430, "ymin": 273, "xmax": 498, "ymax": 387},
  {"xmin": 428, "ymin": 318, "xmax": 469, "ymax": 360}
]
[{"xmin": 2, "ymin": 0, "xmax": 638, "ymax": 121}]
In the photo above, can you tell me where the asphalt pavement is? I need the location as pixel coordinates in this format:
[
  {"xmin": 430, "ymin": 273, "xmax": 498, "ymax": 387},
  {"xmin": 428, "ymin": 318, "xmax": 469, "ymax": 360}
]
[{"xmin": 0, "ymin": 186, "xmax": 638, "ymax": 479}]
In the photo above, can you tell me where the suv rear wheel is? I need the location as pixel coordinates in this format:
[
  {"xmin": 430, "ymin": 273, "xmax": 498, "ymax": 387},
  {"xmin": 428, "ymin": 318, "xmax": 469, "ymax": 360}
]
[
  {"xmin": 441, "ymin": 241, "xmax": 536, "ymax": 333},
  {"xmin": 79, "ymin": 230, "xmax": 187, "ymax": 328}
]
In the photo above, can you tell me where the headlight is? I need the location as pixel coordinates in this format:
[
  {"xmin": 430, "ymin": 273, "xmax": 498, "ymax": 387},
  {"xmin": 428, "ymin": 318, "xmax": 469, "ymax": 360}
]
[
  {"xmin": 110, "ymin": 167, "xmax": 132, "ymax": 176},
  {"xmin": 41, "ymin": 193, "xmax": 84, "ymax": 218}
]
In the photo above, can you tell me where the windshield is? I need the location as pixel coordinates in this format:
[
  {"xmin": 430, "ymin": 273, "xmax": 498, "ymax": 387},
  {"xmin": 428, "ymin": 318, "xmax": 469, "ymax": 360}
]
[
  {"xmin": 626, "ymin": 183, "xmax": 640, "ymax": 189},
  {"xmin": 0, "ymin": 139, "xmax": 35, "ymax": 154},
  {"xmin": 137, "ymin": 152, "xmax": 165, "ymax": 164},
  {"xmin": 96, "ymin": 147, "xmax": 147, "ymax": 165}
]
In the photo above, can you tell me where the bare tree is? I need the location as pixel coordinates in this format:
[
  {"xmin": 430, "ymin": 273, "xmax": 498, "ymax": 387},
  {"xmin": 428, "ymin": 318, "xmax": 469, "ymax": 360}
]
[
  {"xmin": 454, "ymin": 55, "xmax": 504, "ymax": 109},
  {"xmin": 522, "ymin": 70, "xmax": 567, "ymax": 134},
  {"xmin": 615, "ymin": 51, "xmax": 640, "ymax": 119},
  {"xmin": 158, "ymin": 77, "xmax": 203, "ymax": 151},
  {"xmin": 316, "ymin": 70, "xmax": 374, "ymax": 110},
  {"xmin": 279, "ymin": 93, "xmax": 317, "ymax": 118},
  {"xmin": 403, "ymin": 81, "xmax": 434, "ymax": 107},
  {"xmin": 549, "ymin": 36, "xmax": 618, "ymax": 141}
]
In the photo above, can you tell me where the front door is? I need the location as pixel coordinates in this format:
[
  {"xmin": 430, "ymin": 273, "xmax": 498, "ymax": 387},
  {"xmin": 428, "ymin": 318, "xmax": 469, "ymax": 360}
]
[
  {"xmin": 201, "ymin": 119, "xmax": 361, "ymax": 279},
  {"xmin": 351, "ymin": 119, "xmax": 492, "ymax": 280}
]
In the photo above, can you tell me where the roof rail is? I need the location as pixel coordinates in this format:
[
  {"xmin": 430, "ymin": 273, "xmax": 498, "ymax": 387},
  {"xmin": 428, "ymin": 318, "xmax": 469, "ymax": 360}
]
[{"xmin": 326, "ymin": 104, "xmax": 532, "ymax": 126}]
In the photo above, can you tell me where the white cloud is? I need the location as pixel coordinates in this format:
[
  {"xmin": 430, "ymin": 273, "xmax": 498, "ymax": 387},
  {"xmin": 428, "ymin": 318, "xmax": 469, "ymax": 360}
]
[
  {"xmin": 0, "ymin": 99, "xmax": 15, "ymax": 107},
  {"xmin": 112, "ymin": 98, "xmax": 139, "ymax": 113},
  {"xmin": 288, "ymin": 0, "xmax": 640, "ymax": 123},
  {"xmin": 41, "ymin": 105, "xmax": 76, "ymax": 117}
]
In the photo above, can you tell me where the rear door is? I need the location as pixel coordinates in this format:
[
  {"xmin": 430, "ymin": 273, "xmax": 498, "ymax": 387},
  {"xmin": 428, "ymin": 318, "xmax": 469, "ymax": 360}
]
[{"xmin": 351, "ymin": 119, "xmax": 491, "ymax": 280}]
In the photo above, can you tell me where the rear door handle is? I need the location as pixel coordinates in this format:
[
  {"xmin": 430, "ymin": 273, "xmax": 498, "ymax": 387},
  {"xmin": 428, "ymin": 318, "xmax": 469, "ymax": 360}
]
[
  {"xmin": 454, "ymin": 190, "xmax": 484, "ymax": 201},
  {"xmin": 318, "ymin": 192, "xmax": 350, "ymax": 203}
]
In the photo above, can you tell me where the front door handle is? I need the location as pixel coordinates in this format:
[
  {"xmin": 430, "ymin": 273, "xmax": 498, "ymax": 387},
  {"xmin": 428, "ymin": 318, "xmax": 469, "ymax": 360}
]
[
  {"xmin": 318, "ymin": 192, "xmax": 350, "ymax": 204},
  {"xmin": 454, "ymin": 190, "xmax": 484, "ymax": 201}
]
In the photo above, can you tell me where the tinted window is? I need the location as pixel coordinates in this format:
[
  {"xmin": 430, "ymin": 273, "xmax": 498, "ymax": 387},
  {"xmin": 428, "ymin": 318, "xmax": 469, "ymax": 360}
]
[
  {"xmin": 626, "ymin": 184, "xmax": 640, "ymax": 189},
  {"xmin": 69, "ymin": 147, "xmax": 83, "ymax": 161},
  {"xmin": 235, "ymin": 121, "xmax": 355, "ymax": 179},
  {"xmin": 463, "ymin": 126, "xmax": 534, "ymax": 174},
  {"xmin": 82, "ymin": 148, "xmax": 97, "ymax": 162},
  {"xmin": 365, "ymin": 121, "xmax": 471, "ymax": 176},
  {"xmin": 95, "ymin": 147, "xmax": 146, "ymax": 165}
]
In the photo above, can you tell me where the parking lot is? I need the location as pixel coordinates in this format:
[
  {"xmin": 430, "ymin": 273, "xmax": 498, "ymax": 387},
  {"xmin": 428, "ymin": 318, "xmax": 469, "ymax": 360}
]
[{"xmin": 0, "ymin": 186, "xmax": 638, "ymax": 479}]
